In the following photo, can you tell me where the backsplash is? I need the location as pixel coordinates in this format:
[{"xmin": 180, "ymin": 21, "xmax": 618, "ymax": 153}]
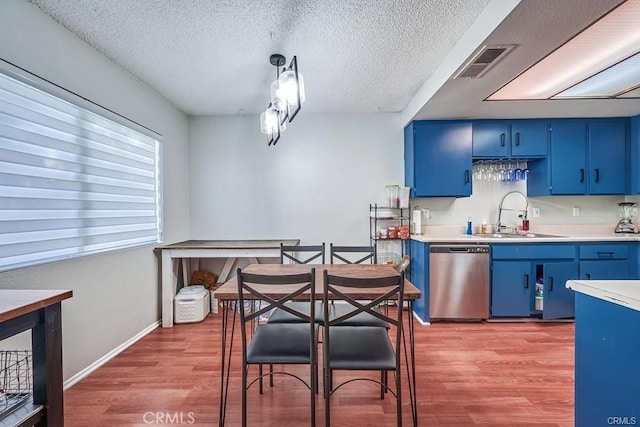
[{"xmin": 411, "ymin": 178, "xmax": 634, "ymax": 233}]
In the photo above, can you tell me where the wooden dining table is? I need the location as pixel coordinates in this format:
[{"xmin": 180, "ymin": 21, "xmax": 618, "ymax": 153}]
[{"xmin": 214, "ymin": 263, "xmax": 421, "ymax": 426}]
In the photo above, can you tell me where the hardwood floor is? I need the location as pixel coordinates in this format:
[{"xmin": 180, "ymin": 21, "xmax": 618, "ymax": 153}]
[{"xmin": 64, "ymin": 314, "xmax": 574, "ymax": 426}]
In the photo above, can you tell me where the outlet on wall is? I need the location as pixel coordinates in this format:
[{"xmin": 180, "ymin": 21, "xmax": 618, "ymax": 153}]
[
  {"xmin": 573, "ymin": 207, "xmax": 580, "ymax": 217},
  {"xmin": 532, "ymin": 207, "xmax": 541, "ymax": 218}
]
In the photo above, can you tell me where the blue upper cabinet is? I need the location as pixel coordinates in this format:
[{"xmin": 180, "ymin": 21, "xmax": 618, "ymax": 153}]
[
  {"xmin": 549, "ymin": 120, "xmax": 588, "ymax": 194},
  {"xmin": 472, "ymin": 121, "xmax": 510, "ymax": 157},
  {"xmin": 530, "ymin": 118, "xmax": 629, "ymax": 196},
  {"xmin": 588, "ymin": 120, "xmax": 628, "ymax": 194},
  {"xmin": 472, "ymin": 120, "xmax": 548, "ymax": 158},
  {"xmin": 510, "ymin": 120, "xmax": 549, "ymax": 157},
  {"xmin": 405, "ymin": 121, "xmax": 472, "ymax": 197},
  {"xmin": 631, "ymin": 115, "xmax": 640, "ymax": 194}
]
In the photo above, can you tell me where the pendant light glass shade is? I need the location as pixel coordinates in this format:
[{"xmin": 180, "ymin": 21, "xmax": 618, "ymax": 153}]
[
  {"xmin": 270, "ymin": 80, "xmax": 288, "ymax": 111},
  {"xmin": 278, "ymin": 69, "xmax": 306, "ymax": 106},
  {"xmin": 260, "ymin": 106, "xmax": 282, "ymax": 134}
]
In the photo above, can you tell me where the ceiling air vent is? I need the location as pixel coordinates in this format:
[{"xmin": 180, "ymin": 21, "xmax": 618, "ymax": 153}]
[{"xmin": 454, "ymin": 45, "xmax": 515, "ymax": 79}]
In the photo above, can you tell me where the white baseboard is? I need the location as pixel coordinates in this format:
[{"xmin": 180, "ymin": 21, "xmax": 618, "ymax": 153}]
[
  {"xmin": 412, "ymin": 311, "xmax": 430, "ymax": 326},
  {"xmin": 64, "ymin": 320, "xmax": 161, "ymax": 390}
]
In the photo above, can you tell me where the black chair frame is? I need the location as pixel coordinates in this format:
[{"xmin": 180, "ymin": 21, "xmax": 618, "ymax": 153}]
[
  {"xmin": 280, "ymin": 243, "xmax": 325, "ymax": 264},
  {"xmin": 236, "ymin": 267, "xmax": 317, "ymax": 427},
  {"xmin": 322, "ymin": 270, "xmax": 405, "ymax": 426},
  {"xmin": 329, "ymin": 243, "xmax": 375, "ymax": 264}
]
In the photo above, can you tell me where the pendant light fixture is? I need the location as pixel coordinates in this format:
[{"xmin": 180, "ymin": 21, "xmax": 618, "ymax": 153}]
[{"xmin": 259, "ymin": 54, "xmax": 305, "ymax": 146}]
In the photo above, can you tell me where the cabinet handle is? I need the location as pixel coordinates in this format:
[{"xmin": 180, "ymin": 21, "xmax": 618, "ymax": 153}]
[
  {"xmin": 524, "ymin": 274, "xmax": 529, "ymax": 289},
  {"xmin": 465, "ymin": 169, "xmax": 470, "ymax": 184},
  {"xmin": 579, "ymin": 169, "xmax": 585, "ymax": 183},
  {"xmin": 596, "ymin": 251, "xmax": 614, "ymax": 258},
  {"xmin": 515, "ymin": 132, "xmax": 521, "ymax": 146},
  {"xmin": 548, "ymin": 276, "xmax": 554, "ymax": 292},
  {"xmin": 500, "ymin": 133, "xmax": 505, "ymax": 147},
  {"xmin": 594, "ymin": 168, "xmax": 600, "ymax": 183}
]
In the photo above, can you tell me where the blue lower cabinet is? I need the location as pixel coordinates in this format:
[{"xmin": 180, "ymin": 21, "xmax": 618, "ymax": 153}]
[
  {"xmin": 409, "ymin": 240, "xmax": 428, "ymax": 322},
  {"xmin": 491, "ymin": 261, "xmax": 532, "ymax": 317},
  {"xmin": 541, "ymin": 261, "xmax": 577, "ymax": 319},
  {"xmin": 491, "ymin": 244, "xmax": 578, "ymax": 319},
  {"xmin": 575, "ymin": 293, "xmax": 640, "ymax": 426},
  {"xmin": 579, "ymin": 243, "xmax": 637, "ymax": 280},
  {"xmin": 580, "ymin": 260, "xmax": 631, "ymax": 280}
]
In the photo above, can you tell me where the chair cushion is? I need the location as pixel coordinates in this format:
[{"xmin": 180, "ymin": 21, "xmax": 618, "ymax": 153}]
[
  {"xmin": 247, "ymin": 323, "xmax": 315, "ymax": 364},
  {"xmin": 267, "ymin": 302, "xmax": 323, "ymax": 324},
  {"xmin": 327, "ymin": 326, "xmax": 396, "ymax": 370},
  {"xmin": 329, "ymin": 303, "xmax": 390, "ymax": 328}
]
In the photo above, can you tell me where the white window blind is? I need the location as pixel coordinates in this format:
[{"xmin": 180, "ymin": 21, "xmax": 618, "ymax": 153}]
[{"xmin": 0, "ymin": 63, "xmax": 161, "ymax": 272}]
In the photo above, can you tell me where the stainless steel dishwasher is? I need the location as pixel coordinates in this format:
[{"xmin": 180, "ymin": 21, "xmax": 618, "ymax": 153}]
[{"xmin": 429, "ymin": 244, "xmax": 490, "ymax": 320}]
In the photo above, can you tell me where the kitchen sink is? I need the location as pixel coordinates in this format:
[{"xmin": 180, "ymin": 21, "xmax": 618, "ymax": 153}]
[{"xmin": 473, "ymin": 232, "xmax": 566, "ymax": 239}]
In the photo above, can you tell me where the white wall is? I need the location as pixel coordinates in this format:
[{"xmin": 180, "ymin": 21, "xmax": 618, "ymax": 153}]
[
  {"xmin": 189, "ymin": 113, "xmax": 404, "ymax": 246},
  {"xmin": 0, "ymin": 0, "xmax": 190, "ymax": 381}
]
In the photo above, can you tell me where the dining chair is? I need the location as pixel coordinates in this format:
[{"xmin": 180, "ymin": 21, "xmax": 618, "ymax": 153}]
[
  {"xmin": 269, "ymin": 243, "xmax": 325, "ymax": 323},
  {"xmin": 266, "ymin": 243, "xmax": 325, "ymax": 392},
  {"xmin": 329, "ymin": 243, "xmax": 375, "ymax": 264},
  {"xmin": 321, "ymin": 269, "xmax": 405, "ymax": 426},
  {"xmin": 280, "ymin": 242, "xmax": 325, "ymax": 264},
  {"xmin": 236, "ymin": 267, "xmax": 317, "ymax": 427},
  {"xmin": 328, "ymin": 244, "xmax": 388, "ymax": 328}
]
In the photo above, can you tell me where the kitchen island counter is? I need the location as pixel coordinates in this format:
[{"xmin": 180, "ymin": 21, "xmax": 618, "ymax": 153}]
[{"xmin": 567, "ymin": 279, "xmax": 639, "ymax": 426}]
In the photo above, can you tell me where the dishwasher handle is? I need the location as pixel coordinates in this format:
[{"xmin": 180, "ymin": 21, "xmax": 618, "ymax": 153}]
[{"xmin": 430, "ymin": 245, "xmax": 490, "ymax": 254}]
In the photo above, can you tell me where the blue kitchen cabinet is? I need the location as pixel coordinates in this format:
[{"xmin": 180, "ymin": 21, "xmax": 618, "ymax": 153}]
[
  {"xmin": 541, "ymin": 261, "xmax": 578, "ymax": 320},
  {"xmin": 574, "ymin": 292, "xmax": 640, "ymax": 426},
  {"xmin": 511, "ymin": 120, "xmax": 549, "ymax": 157},
  {"xmin": 491, "ymin": 244, "xmax": 578, "ymax": 319},
  {"xmin": 409, "ymin": 240, "xmax": 428, "ymax": 322},
  {"xmin": 588, "ymin": 120, "xmax": 628, "ymax": 194},
  {"xmin": 630, "ymin": 115, "xmax": 640, "ymax": 194},
  {"xmin": 472, "ymin": 120, "xmax": 548, "ymax": 158},
  {"xmin": 548, "ymin": 120, "xmax": 588, "ymax": 194},
  {"xmin": 579, "ymin": 243, "xmax": 637, "ymax": 280},
  {"xmin": 404, "ymin": 121, "xmax": 472, "ymax": 197},
  {"xmin": 491, "ymin": 261, "xmax": 532, "ymax": 317},
  {"xmin": 543, "ymin": 119, "xmax": 628, "ymax": 195},
  {"xmin": 472, "ymin": 121, "xmax": 510, "ymax": 158}
]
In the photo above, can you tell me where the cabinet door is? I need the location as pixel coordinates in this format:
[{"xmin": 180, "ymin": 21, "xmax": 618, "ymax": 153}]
[
  {"xmin": 550, "ymin": 121, "xmax": 588, "ymax": 194},
  {"xmin": 472, "ymin": 122, "xmax": 510, "ymax": 157},
  {"xmin": 580, "ymin": 260, "xmax": 631, "ymax": 280},
  {"xmin": 630, "ymin": 115, "xmax": 640, "ymax": 194},
  {"xmin": 411, "ymin": 122, "xmax": 472, "ymax": 197},
  {"xmin": 409, "ymin": 240, "xmax": 428, "ymax": 321},
  {"xmin": 588, "ymin": 120, "xmax": 627, "ymax": 194},
  {"xmin": 510, "ymin": 121, "xmax": 548, "ymax": 157},
  {"xmin": 542, "ymin": 261, "xmax": 578, "ymax": 319},
  {"xmin": 491, "ymin": 261, "xmax": 532, "ymax": 317}
]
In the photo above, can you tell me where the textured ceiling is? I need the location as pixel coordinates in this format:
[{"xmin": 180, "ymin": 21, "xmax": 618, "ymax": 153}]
[
  {"xmin": 24, "ymin": 0, "xmax": 640, "ymax": 120},
  {"xmin": 26, "ymin": 0, "xmax": 492, "ymax": 116}
]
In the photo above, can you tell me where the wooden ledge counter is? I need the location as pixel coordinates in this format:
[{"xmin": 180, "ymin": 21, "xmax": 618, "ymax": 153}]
[
  {"xmin": 0, "ymin": 289, "xmax": 72, "ymax": 427},
  {"xmin": 157, "ymin": 239, "xmax": 300, "ymax": 327}
]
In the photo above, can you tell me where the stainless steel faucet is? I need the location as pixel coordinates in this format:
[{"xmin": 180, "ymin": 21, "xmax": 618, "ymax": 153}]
[{"xmin": 496, "ymin": 190, "xmax": 529, "ymax": 233}]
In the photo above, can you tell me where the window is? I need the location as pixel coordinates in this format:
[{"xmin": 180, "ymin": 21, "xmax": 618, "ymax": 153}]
[{"xmin": 0, "ymin": 60, "xmax": 162, "ymax": 272}]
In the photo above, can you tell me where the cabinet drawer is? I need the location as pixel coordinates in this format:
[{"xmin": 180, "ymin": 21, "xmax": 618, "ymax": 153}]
[
  {"xmin": 491, "ymin": 244, "xmax": 576, "ymax": 260},
  {"xmin": 579, "ymin": 244, "xmax": 628, "ymax": 260}
]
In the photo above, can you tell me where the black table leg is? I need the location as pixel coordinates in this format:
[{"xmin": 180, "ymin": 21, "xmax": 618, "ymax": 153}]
[{"xmin": 31, "ymin": 303, "xmax": 64, "ymax": 427}]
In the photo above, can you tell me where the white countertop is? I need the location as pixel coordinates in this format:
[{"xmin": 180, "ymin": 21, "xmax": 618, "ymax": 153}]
[
  {"xmin": 409, "ymin": 225, "xmax": 640, "ymax": 243},
  {"xmin": 566, "ymin": 280, "xmax": 640, "ymax": 312}
]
